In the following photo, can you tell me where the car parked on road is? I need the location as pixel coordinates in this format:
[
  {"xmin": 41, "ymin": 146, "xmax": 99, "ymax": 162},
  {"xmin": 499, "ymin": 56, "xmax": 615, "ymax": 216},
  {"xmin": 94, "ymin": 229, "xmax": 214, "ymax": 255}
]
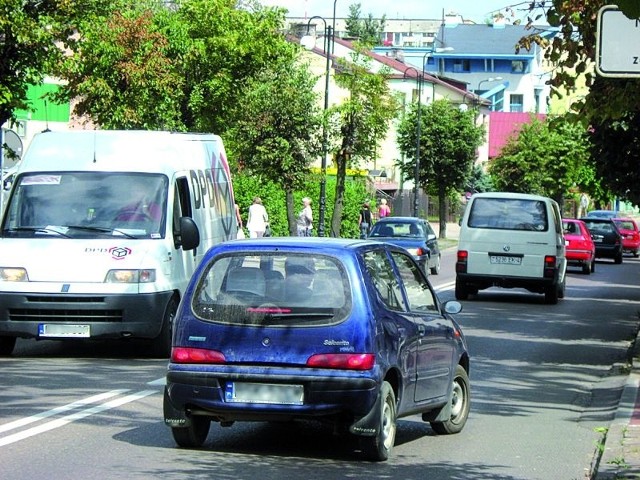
[
  {"xmin": 586, "ymin": 210, "xmax": 618, "ymax": 219},
  {"xmin": 367, "ymin": 216, "xmax": 441, "ymax": 274},
  {"xmin": 580, "ymin": 217, "xmax": 623, "ymax": 264},
  {"xmin": 562, "ymin": 218, "xmax": 596, "ymax": 274},
  {"xmin": 163, "ymin": 237, "xmax": 470, "ymax": 461},
  {"xmin": 613, "ymin": 218, "xmax": 640, "ymax": 257}
]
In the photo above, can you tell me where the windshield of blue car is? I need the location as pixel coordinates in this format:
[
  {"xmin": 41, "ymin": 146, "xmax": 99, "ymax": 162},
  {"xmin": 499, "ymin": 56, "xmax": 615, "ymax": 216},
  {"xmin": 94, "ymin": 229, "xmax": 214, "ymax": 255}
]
[
  {"xmin": 369, "ymin": 222, "xmax": 424, "ymax": 237},
  {"xmin": 192, "ymin": 252, "xmax": 352, "ymax": 327}
]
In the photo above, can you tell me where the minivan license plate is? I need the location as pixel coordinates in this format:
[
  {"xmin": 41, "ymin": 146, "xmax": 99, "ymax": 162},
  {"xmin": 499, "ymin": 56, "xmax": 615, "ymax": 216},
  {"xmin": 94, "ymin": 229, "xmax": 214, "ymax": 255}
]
[
  {"xmin": 490, "ymin": 255, "xmax": 522, "ymax": 265},
  {"xmin": 38, "ymin": 324, "xmax": 90, "ymax": 338},
  {"xmin": 225, "ymin": 382, "xmax": 304, "ymax": 405}
]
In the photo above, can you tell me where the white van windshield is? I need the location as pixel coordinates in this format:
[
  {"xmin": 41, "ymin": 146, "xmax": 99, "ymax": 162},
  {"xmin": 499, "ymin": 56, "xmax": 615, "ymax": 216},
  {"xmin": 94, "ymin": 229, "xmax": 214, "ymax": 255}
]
[
  {"xmin": 468, "ymin": 197, "xmax": 549, "ymax": 231},
  {"xmin": 2, "ymin": 172, "xmax": 168, "ymax": 239}
]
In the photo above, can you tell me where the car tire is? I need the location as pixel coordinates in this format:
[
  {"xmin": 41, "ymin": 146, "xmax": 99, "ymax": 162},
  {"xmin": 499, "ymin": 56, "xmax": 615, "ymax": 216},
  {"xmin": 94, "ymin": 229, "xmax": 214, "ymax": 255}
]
[
  {"xmin": 151, "ymin": 296, "xmax": 178, "ymax": 358},
  {"xmin": 544, "ymin": 284, "xmax": 559, "ymax": 304},
  {"xmin": 430, "ymin": 365, "xmax": 470, "ymax": 435},
  {"xmin": 361, "ymin": 381, "xmax": 397, "ymax": 462},
  {"xmin": 430, "ymin": 255, "xmax": 441, "ymax": 275},
  {"xmin": 455, "ymin": 278, "xmax": 469, "ymax": 300},
  {"xmin": 558, "ymin": 276, "xmax": 566, "ymax": 299},
  {"xmin": 0, "ymin": 336, "xmax": 16, "ymax": 356},
  {"xmin": 582, "ymin": 261, "xmax": 591, "ymax": 275},
  {"xmin": 591, "ymin": 259, "xmax": 596, "ymax": 273},
  {"xmin": 634, "ymin": 250, "xmax": 639, "ymax": 258},
  {"xmin": 615, "ymin": 251, "xmax": 623, "ymax": 264},
  {"xmin": 171, "ymin": 415, "xmax": 211, "ymax": 448}
]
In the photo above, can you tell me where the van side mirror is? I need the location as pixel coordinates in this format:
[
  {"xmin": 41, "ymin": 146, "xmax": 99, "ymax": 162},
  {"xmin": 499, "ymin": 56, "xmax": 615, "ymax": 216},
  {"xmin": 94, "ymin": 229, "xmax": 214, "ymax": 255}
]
[{"xmin": 178, "ymin": 217, "xmax": 200, "ymax": 251}]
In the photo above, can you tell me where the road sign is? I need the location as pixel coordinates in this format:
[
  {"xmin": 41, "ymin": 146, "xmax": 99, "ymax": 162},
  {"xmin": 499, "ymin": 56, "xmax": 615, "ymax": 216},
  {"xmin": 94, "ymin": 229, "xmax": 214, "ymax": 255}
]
[{"xmin": 596, "ymin": 5, "xmax": 640, "ymax": 77}]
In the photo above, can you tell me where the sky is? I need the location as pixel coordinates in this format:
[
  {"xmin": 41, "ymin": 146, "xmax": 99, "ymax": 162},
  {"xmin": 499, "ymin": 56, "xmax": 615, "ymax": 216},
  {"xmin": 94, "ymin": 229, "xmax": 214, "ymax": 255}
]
[{"xmin": 257, "ymin": 1, "xmax": 532, "ymax": 23}]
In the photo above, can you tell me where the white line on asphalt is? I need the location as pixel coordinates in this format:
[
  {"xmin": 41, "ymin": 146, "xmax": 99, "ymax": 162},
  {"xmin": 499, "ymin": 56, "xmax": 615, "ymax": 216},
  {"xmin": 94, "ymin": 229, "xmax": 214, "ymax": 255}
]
[
  {"xmin": 147, "ymin": 377, "xmax": 166, "ymax": 386},
  {"xmin": 0, "ymin": 390, "xmax": 156, "ymax": 447},
  {"xmin": 435, "ymin": 281, "xmax": 455, "ymax": 292},
  {"xmin": 0, "ymin": 389, "xmax": 129, "ymax": 434}
]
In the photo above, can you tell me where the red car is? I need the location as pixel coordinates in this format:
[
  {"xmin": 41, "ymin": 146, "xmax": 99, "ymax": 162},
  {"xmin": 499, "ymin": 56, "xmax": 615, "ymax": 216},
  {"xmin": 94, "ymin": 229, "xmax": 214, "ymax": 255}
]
[
  {"xmin": 613, "ymin": 218, "xmax": 640, "ymax": 257},
  {"xmin": 563, "ymin": 219, "xmax": 596, "ymax": 274}
]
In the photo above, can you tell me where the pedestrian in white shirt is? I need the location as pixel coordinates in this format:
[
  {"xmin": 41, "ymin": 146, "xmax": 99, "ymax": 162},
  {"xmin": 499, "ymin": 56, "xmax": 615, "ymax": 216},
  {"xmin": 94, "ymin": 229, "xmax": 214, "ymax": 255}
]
[
  {"xmin": 247, "ymin": 197, "xmax": 268, "ymax": 238},
  {"xmin": 296, "ymin": 197, "xmax": 313, "ymax": 237}
]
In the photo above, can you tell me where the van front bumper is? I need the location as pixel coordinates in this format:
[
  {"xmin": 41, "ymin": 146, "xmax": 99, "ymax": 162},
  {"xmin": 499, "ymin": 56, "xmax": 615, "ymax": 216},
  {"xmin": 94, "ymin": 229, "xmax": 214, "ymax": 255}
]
[{"xmin": 0, "ymin": 290, "xmax": 174, "ymax": 340}]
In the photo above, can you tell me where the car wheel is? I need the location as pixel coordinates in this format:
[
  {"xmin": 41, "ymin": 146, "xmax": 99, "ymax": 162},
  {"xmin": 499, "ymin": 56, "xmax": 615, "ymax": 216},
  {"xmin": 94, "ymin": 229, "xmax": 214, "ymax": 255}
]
[
  {"xmin": 634, "ymin": 250, "xmax": 639, "ymax": 258},
  {"xmin": 558, "ymin": 276, "xmax": 566, "ymax": 299},
  {"xmin": 582, "ymin": 261, "xmax": 591, "ymax": 275},
  {"xmin": 171, "ymin": 415, "xmax": 211, "ymax": 448},
  {"xmin": 455, "ymin": 278, "xmax": 469, "ymax": 300},
  {"xmin": 430, "ymin": 365, "xmax": 470, "ymax": 435},
  {"xmin": 591, "ymin": 259, "xmax": 596, "ymax": 273},
  {"xmin": 615, "ymin": 251, "xmax": 623, "ymax": 264},
  {"xmin": 430, "ymin": 254, "xmax": 441, "ymax": 275},
  {"xmin": 545, "ymin": 284, "xmax": 559, "ymax": 304},
  {"xmin": 151, "ymin": 296, "xmax": 178, "ymax": 358},
  {"xmin": 361, "ymin": 381, "xmax": 397, "ymax": 461},
  {"xmin": 0, "ymin": 336, "xmax": 16, "ymax": 356}
]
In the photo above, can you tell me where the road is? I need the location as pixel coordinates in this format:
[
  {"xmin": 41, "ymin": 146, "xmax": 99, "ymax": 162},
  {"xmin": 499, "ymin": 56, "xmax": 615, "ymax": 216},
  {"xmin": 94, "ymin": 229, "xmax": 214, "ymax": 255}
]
[{"xmin": 1, "ymin": 250, "xmax": 639, "ymax": 480}]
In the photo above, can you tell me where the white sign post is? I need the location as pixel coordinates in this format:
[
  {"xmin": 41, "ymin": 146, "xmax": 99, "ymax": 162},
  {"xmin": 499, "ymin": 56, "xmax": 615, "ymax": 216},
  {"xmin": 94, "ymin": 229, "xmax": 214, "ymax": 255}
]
[{"xmin": 596, "ymin": 5, "xmax": 640, "ymax": 77}]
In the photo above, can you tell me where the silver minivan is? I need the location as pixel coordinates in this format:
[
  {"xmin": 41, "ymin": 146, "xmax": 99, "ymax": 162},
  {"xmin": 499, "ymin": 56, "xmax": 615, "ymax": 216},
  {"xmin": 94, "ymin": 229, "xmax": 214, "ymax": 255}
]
[{"xmin": 455, "ymin": 192, "xmax": 567, "ymax": 304}]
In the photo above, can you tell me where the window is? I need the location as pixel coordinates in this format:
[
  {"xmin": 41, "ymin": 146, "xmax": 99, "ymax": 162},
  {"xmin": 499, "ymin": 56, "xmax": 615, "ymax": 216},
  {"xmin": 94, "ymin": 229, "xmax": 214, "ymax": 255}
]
[
  {"xmin": 453, "ymin": 59, "xmax": 470, "ymax": 73},
  {"xmin": 511, "ymin": 60, "xmax": 526, "ymax": 73},
  {"xmin": 468, "ymin": 197, "xmax": 549, "ymax": 231},
  {"xmin": 390, "ymin": 252, "xmax": 436, "ymax": 312},
  {"xmin": 509, "ymin": 94, "xmax": 524, "ymax": 113},
  {"xmin": 363, "ymin": 250, "xmax": 406, "ymax": 311}
]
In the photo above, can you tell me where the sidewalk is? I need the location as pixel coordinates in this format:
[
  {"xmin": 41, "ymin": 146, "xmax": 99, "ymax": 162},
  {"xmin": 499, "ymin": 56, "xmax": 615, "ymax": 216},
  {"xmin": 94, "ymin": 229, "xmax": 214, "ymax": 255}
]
[{"xmin": 595, "ymin": 331, "xmax": 640, "ymax": 479}]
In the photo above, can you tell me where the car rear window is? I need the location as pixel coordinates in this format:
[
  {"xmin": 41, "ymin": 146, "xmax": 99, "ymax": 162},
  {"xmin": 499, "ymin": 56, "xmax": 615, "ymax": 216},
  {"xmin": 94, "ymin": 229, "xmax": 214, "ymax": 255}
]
[
  {"xmin": 614, "ymin": 220, "xmax": 635, "ymax": 230},
  {"xmin": 191, "ymin": 252, "xmax": 351, "ymax": 327},
  {"xmin": 468, "ymin": 198, "xmax": 549, "ymax": 231}
]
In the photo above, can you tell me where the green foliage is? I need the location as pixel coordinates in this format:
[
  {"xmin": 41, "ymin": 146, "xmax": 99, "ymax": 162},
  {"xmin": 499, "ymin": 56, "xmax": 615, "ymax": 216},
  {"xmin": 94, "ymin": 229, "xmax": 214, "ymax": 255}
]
[
  {"xmin": 396, "ymin": 99, "xmax": 484, "ymax": 198},
  {"xmin": 345, "ymin": 3, "xmax": 386, "ymax": 47},
  {"xmin": 488, "ymin": 114, "xmax": 591, "ymax": 204},
  {"xmin": 468, "ymin": 164, "xmax": 494, "ymax": 193},
  {"xmin": 233, "ymin": 172, "xmax": 368, "ymax": 238}
]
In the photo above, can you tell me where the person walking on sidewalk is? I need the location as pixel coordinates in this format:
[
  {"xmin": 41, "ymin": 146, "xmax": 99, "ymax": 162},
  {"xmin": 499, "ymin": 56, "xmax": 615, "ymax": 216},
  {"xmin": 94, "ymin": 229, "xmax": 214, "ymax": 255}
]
[
  {"xmin": 358, "ymin": 201, "xmax": 373, "ymax": 239},
  {"xmin": 378, "ymin": 198, "xmax": 391, "ymax": 219},
  {"xmin": 246, "ymin": 197, "xmax": 268, "ymax": 238},
  {"xmin": 296, "ymin": 197, "xmax": 313, "ymax": 237}
]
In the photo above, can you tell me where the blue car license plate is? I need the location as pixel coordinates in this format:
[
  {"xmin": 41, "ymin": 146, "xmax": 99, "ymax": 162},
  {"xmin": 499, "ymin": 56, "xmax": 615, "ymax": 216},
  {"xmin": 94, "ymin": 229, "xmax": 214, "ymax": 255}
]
[{"xmin": 225, "ymin": 382, "xmax": 304, "ymax": 405}]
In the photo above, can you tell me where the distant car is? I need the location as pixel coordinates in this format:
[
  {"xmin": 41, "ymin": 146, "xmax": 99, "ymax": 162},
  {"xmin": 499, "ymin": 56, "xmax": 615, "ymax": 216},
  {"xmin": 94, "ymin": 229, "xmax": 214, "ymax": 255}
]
[
  {"xmin": 368, "ymin": 216, "xmax": 441, "ymax": 274},
  {"xmin": 613, "ymin": 218, "xmax": 640, "ymax": 257},
  {"xmin": 586, "ymin": 210, "xmax": 618, "ymax": 219},
  {"xmin": 580, "ymin": 217, "xmax": 623, "ymax": 264},
  {"xmin": 562, "ymin": 218, "xmax": 596, "ymax": 274},
  {"xmin": 163, "ymin": 237, "xmax": 470, "ymax": 461}
]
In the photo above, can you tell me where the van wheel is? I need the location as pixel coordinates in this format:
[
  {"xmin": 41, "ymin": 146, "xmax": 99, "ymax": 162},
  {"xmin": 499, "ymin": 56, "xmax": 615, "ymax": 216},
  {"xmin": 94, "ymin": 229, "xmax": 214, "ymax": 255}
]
[
  {"xmin": 558, "ymin": 276, "xmax": 566, "ymax": 299},
  {"xmin": 430, "ymin": 365, "xmax": 470, "ymax": 435},
  {"xmin": 455, "ymin": 278, "xmax": 469, "ymax": 300},
  {"xmin": 151, "ymin": 296, "xmax": 178, "ymax": 358},
  {"xmin": 0, "ymin": 336, "xmax": 16, "ymax": 356},
  {"xmin": 544, "ymin": 284, "xmax": 559, "ymax": 304},
  {"xmin": 171, "ymin": 415, "xmax": 211, "ymax": 448},
  {"xmin": 360, "ymin": 381, "xmax": 396, "ymax": 461},
  {"xmin": 430, "ymin": 255, "xmax": 441, "ymax": 275}
]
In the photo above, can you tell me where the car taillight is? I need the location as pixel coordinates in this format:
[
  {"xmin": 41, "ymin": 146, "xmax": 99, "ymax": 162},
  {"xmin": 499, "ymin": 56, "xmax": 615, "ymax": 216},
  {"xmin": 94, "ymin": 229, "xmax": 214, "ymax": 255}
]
[
  {"xmin": 306, "ymin": 353, "xmax": 375, "ymax": 370},
  {"xmin": 456, "ymin": 250, "xmax": 468, "ymax": 273},
  {"xmin": 544, "ymin": 255, "xmax": 556, "ymax": 278},
  {"xmin": 171, "ymin": 347, "xmax": 226, "ymax": 364}
]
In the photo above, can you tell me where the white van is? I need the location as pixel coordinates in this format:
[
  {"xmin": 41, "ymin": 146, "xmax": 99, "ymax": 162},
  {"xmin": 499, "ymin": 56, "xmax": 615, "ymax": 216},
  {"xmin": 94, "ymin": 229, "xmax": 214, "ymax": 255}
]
[
  {"xmin": 455, "ymin": 192, "xmax": 566, "ymax": 304},
  {"xmin": 0, "ymin": 130, "xmax": 237, "ymax": 356}
]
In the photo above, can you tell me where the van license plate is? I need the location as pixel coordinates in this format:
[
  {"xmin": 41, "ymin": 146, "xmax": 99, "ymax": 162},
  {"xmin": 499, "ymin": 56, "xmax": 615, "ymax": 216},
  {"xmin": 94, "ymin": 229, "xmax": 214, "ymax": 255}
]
[
  {"xmin": 490, "ymin": 255, "xmax": 522, "ymax": 265},
  {"xmin": 38, "ymin": 324, "xmax": 90, "ymax": 338},
  {"xmin": 225, "ymin": 382, "xmax": 304, "ymax": 405}
]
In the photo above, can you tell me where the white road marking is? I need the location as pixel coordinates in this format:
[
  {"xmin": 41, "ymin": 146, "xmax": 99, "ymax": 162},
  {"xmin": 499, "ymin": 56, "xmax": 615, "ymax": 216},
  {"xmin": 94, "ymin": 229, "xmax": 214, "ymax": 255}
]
[{"xmin": 0, "ymin": 389, "xmax": 156, "ymax": 447}]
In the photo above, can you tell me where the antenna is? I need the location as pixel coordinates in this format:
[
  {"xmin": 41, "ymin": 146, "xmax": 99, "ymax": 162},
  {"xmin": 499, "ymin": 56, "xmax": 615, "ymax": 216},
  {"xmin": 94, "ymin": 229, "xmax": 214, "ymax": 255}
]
[{"xmin": 42, "ymin": 99, "xmax": 51, "ymax": 132}]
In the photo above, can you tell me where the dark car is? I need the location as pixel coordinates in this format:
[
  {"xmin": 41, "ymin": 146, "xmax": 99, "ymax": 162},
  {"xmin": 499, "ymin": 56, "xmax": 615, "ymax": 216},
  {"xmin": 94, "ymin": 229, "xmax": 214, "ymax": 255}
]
[
  {"xmin": 613, "ymin": 218, "xmax": 640, "ymax": 257},
  {"xmin": 368, "ymin": 216, "xmax": 441, "ymax": 274},
  {"xmin": 586, "ymin": 210, "xmax": 618, "ymax": 219},
  {"xmin": 562, "ymin": 218, "xmax": 596, "ymax": 274},
  {"xmin": 164, "ymin": 237, "xmax": 470, "ymax": 461},
  {"xmin": 580, "ymin": 217, "xmax": 623, "ymax": 264}
]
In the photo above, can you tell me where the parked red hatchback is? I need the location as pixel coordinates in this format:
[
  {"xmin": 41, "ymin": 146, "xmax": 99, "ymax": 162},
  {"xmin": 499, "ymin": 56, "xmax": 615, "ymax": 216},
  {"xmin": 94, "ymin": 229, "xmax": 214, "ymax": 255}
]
[
  {"xmin": 613, "ymin": 218, "xmax": 640, "ymax": 257},
  {"xmin": 562, "ymin": 219, "xmax": 596, "ymax": 274}
]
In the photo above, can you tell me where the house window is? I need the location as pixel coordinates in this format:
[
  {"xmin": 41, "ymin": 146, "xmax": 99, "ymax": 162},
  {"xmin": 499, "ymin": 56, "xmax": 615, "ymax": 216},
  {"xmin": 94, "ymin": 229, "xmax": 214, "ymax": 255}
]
[
  {"xmin": 511, "ymin": 60, "xmax": 526, "ymax": 73},
  {"xmin": 453, "ymin": 59, "xmax": 470, "ymax": 73},
  {"xmin": 510, "ymin": 94, "xmax": 524, "ymax": 113}
]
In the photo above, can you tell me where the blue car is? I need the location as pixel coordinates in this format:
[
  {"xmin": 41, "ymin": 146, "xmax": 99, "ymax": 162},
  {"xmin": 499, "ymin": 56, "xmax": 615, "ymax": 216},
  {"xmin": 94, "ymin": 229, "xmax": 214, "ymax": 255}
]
[{"xmin": 163, "ymin": 237, "xmax": 470, "ymax": 461}]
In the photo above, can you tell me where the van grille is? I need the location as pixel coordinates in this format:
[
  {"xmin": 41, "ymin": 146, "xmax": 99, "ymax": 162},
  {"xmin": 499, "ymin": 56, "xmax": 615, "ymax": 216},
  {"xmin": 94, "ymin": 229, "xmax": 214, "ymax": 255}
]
[{"xmin": 8, "ymin": 295, "xmax": 123, "ymax": 322}]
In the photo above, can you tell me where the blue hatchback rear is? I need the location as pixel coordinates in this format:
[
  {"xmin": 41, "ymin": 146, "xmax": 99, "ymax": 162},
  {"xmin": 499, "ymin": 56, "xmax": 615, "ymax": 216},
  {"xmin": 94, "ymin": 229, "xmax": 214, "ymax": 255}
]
[{"xmin": 164, "ymin": 237, "xmax": 470, "ymax": 461}]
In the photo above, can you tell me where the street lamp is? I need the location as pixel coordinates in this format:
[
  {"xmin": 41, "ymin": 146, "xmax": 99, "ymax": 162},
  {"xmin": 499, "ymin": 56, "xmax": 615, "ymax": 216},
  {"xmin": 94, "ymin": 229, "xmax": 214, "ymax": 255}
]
[
  {"xmin": 403, "ymin": 66, "xmax": 422, "ymax": 217},
  {"xmin": 301, "ymin": 17, "xmax": 332, "ymax": 237},
  {"xmin": 477, "ymin": 76, "xmax": 503, "ymax": 92}
]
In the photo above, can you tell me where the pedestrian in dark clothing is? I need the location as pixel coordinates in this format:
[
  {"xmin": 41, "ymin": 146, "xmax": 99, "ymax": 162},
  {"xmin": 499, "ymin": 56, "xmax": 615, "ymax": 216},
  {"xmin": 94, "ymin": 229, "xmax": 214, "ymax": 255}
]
[{"xmin": 358, "ymin": 202, "xmax": 373, "ymax": 239}]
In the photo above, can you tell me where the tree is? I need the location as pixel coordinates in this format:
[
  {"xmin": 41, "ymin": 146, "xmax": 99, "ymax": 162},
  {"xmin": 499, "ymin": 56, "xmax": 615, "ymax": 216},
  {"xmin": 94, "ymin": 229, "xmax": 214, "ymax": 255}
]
[
  {"xmin": 328, "ymin": 48, "xmax": 398, "ymax": 237},
  {"xmin": 0, "ymin": 0, "xmax": 116, "ymax": 127},
  {"xmin": 55, "ymin": 6, "xmax": 185, "ymax": 130},
  {"xmin": 227, "ymin": 58, "xmax": 323, "ymax": 235},
  {"xmin": 488, "ymin": 114, "xmax": 591, "ymax": 208},
  {"xmin": 397, "ymin": 99, "xmax": 484, "ymax": 239},
  {"xmin": 345, "ymin": 3, "xmax": 386, "ymax": 46}
]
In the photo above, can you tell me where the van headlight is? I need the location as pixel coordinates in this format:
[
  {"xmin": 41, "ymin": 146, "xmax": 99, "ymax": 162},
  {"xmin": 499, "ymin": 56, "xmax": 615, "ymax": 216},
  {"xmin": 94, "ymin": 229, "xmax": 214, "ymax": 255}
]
[
  {"xmin": 105, "ymin": 269, "xmax": 156, "ymax": 283},
  {"xmin": 0, "ymin": 267, "xmax": 28, "ymax": 282}
]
